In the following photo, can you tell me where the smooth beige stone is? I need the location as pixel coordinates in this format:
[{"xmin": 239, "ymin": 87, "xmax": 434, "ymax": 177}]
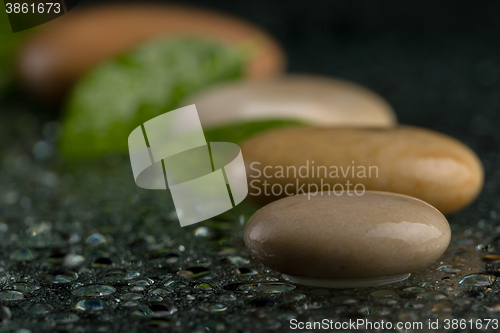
[
  {"xmin": 184, "ymin": 75, "xmax": 396, "ymax": 128},
  {"xmin": 242, "ymin": 126, "xmax": 483, "ymax": 215},
  {"xmin": 244, "ymin": 191, "xmax": 451, "ymax": 283},
  {"xmin": 16, "ymin": 4, "xmax": 285, "ymax": 104}
]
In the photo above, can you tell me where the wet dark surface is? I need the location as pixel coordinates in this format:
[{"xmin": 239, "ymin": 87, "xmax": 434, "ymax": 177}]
[{"xmin": 1, "ymin": 0, "xmax": 500, "ymax": 332}]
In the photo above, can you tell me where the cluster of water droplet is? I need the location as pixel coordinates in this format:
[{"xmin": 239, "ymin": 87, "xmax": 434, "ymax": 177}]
[{"xmin": 0, "ymin": 112, "xmax": 499, "ymax": 332}]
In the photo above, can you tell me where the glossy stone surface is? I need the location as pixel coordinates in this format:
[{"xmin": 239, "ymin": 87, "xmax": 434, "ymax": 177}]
[
  {"xmin": 17, "ymin": 3, "xmax": 285, "ymax": 104},
  {"xmin": 242, "ymin": 126, "xmax": 484, "ymax": 214},
  {"xmin": 185, "ymin": 75, "xmax": 396, "ymax": 128},
  {"xmin": 244, "ymin": 192, "xmax": 451, "ymax": 282}
]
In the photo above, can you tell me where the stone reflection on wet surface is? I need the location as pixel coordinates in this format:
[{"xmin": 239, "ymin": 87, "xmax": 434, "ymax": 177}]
[
  {"xmin": 238, "ymin": 282, "xmax": 295, "ymax": 293},
  {"xmin": 482, "ymin": 254, "xmax": 500, "ymax": 263}
]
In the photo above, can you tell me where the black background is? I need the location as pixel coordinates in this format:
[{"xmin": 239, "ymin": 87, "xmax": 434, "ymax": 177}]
[{"xmin": 71, "ymin": 0, "xmax": 500, "ymax": 156}]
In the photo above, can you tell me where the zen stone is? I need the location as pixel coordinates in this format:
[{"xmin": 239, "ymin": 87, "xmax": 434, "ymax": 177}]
[
  {"xmin": 184, "ymin": 75, "xmax": 396, "ymax": 128},
  {"xmin": 244, "ymin": 191, "xmax": 451, "ymax": 288},
  {"xmin": 242, "ymin": 126, "xmax": 483, "ymax": 215},
  {"xmin": 17, "ymin": 3, "xmax": 285, "ymax": 104}
]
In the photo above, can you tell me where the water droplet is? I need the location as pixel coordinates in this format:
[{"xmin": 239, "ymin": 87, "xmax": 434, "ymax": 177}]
[
  {"xmin": 178, "ymin": 267, "xmax": 210, "ymax": 278},
  {"xmin": 131, "ymin": 304, "xmax": 153, "ymax": 317},
  {"xmin": 10, "ymin": 249, "xmax": 35, "ymax": 261},
  {"xmin": 472, "ymin": 302, "xmax": 500, "ymax": 312},
  {"xmin": 234, "ymin": 267, "xmax": 258, "ymax": 276},
  {"xmin": 122, "ymin": 301, "xmax": 140, "ymax": 307},
  {"xmin": 26, "ymin": 303, "xmax": 53, "ymax": 315},
  {"xmin": 291, "ymin": 301, "xmax": 321, "ymax": 311},
  {"xmin": 72, "ymin": 284, "xmax": 116, "ymax": 297},
  {"xmin": 151, "ymin": 288, "xmax": 171, "ymax": 296},
  {"xmin": 150, "ymin": 250, "xmax": 179, "ymax": 264},
  {"xmin": 92, "ymin": 257, "xmax": 112, "ymax": 267},
  {"xmin": 464, "ymin": 290, "xmax": 485, "ymax": 299},
  {"xmin": 219, "ymin": 294, "xmax": 237, "ymax": 302},
  {"xmin": 86, "ymin": 233, "xmax": 107, "ymax": 246},
  {"xmin": 45, "ymin": 313, "xmax": 79, "ymax": 324},
  {"xmin": 129, "ymin": 278, "xmax": 154, "ymax": 287},
  {"xmin": 103, "ymin": 269, "xmax": 140, "ymax": 282},
  {"xmin": 43, "ymin": 269, "xmax": 78, "ymax": 283},
  {"xmin": 0, "ymin": 306, "xmax": 11, "ymax": 323},
  {"xmin": 220, "ymin": 256, "xmax": 250, "ymax": 265},
  {"xmin": 27, "ymin": 222, "xmax": 52, "ymax": 237},
  {"xmin": 436, "ymin": 285, "xmax": 455, "ymax": 293},
  {"xmin": 283, "ymin": 293, "xmax": 306, "ymax": 302},
  {"xmin": 359, "ymin": 306, "xmax": 391, "ymax": 316},
  {"xmin": 476, "ymin": 244, "xmax": 493, "ymax": 252},
  {"xmin": 148, "ymin": 302, "xmax": 178, "ymax": 316},
  {"xmin": 0, "ymin": 290, "xmax": 26, "ymax": 301},
  {"xmin": 194, "ymin": 227, "xmax": 211, "ymax": 237},
  {"xmin": 198, "ymin": 302, "xmax": 227, "ymax": 312},
  {"xmin": 63, "ymin": 254, "xmax": 86, "ymax": 268},
  {"xmin": 459, "ymin": 274, "xmax": 496, "ymax": 287},
  {"xmin": 121, "ymin": 293, "xmax": 142, "ymax": 301},
  {"xmin": 437, "ymin": 265, "xmax": 461, "ymax": 274},
  {"xmin": 370, "ymin": 290, "xmax": 396, "ymax": 297},
  {"xmin": 164, "ymin": 280, "xmax": 188, "ymax": 290},
  {"xmin": 195, "ymin": 283, "xmax": 213, "ymax": 291},
  {"xmin": 454, "ymin": 298, "xmax": 471, "ymax": 306},
  {"xmin": 5, "ymin": 282, "xmax": 40, "ymax": 293},
  {"xmin": 482, "ymin": 254, "xmax": 500, "ymax": 264},
  {"xmin": 331, "ymin": 296, "xmax": 358, "ymax": 304},
  {"xmin": 238, "ymin": 283, "xmax": 296, "ymax": 294},
  {"xmin": 416, "ymin": 291, "xmax": 447, "ymax": 300},
  {"xmin": 403, "ymin": 287, "xmax": 426, "ymax": 293},
  {"xmin": 404, "ymin": 301, "xmax": 424, "ymax": 309},
  {"xmin": 431, "ymin": 302, "xmax": 452, "ymax": 313},
  {"xmin": 75, "ymin": 299, "xmax": 105, "ymax": 311}
]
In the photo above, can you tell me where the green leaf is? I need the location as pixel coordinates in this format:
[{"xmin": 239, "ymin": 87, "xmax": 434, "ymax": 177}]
[
  {"xmin": 204, "ymin": 119, "xmax": 304, "ymax": 145},
  {"xmin": 60, "ymin": 37, "xmax": 246, "ymax": 159}
]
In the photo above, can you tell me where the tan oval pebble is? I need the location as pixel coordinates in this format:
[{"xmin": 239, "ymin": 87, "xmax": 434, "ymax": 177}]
[
  {"xmin": 242, "ymin": 126, "xmax": 483, "ymax": 215},
  {"xmin": 244, "ymin": 191, "xmax": 451, "ymax": 287},
  {"xmin": 185, "ymin": 75, "xmax": 396, "ymax": 128},
  {"xmin": 17, "ymin": 4, "xmax": 285, "ymax": 104}
]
